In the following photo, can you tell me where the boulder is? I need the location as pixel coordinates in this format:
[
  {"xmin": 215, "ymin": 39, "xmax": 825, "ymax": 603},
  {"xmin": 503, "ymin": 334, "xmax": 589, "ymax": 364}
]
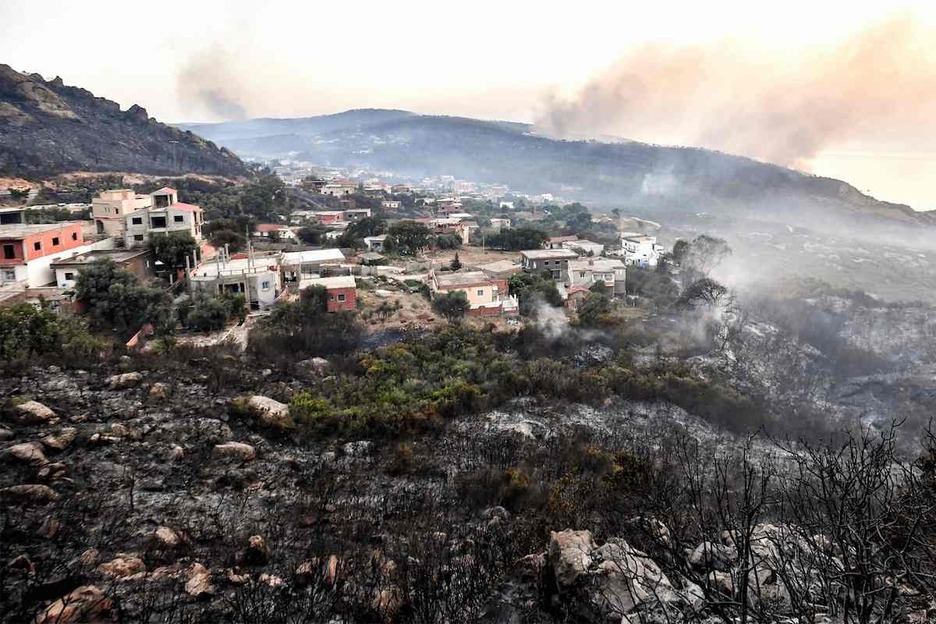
[
  {"xmin": 689, "ymin": 541, "xmax": 738, "ymax": 571},
  {"xmin": 148, "ymin": 382, "xmax": 168, "ymax": 401},
  {"xmin": 245, "ymin": 395, "xmax": 294, "ymax": 430},
  {"xmin": 6, "ymin": 441, "xmax": 47, "ymax": 464},
  {"xmin": 591, "ymin": 539, "xmax": 679, "ymax": 616},
  {"xmin": 36, "ymin": 585, "xmax": 112, "ymax": 624},
  {"xmin": 0, "ymin": 427, "xmax": 13, "ymax": 441},
  {"xmin": 107, "ymin": 372, "xmax": 143, "ymax": 390},
  {"xmin": 41, "ymin": 427, "xmax": 77, "ymax": 451},
  {"xmin": 212, "ymin": 442, "xmax": 256, "ymax": 461},
  {"xmin": 185, "ymin": 563, "xmax": 214, "ymax": 598},
  {"xmin": 37, "ymin": 462, "xmax": 67, "ymax": 481},
  {"xmin": 154, "ymin": 526, "xmax": 182, "ymax": 548},
  {"xmin": 547, "ymin": 529, "xmax": 595, "ymax": 587},
  {"xmin": 99, "ymin": 555, "xmax": 145, "ymax": 578},
  {"xmin": 13, "ymin": 400, "xmax": 55, "ymax": 423},
  {"xmin": 0, "ymin": 484, "xmax": 59, "ymax": 504}
]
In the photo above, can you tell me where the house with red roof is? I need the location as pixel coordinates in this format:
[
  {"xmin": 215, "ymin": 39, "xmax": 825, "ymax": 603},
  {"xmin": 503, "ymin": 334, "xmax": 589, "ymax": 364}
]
[{"xmin": 254, "ymin": 223, "xmax": 297, "ymax": 241}]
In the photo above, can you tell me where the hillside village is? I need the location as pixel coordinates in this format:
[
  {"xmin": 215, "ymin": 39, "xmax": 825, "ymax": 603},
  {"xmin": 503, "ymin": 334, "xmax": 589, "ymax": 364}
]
[{"xmin": 0, "ymin": 172, "xmax": 672, "ymax": 343}]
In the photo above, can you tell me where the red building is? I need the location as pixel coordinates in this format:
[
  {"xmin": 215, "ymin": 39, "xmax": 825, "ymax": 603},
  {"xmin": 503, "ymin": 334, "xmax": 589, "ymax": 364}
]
[
  {"xmin": 0, "ymin": 222, "xmax": 87, "ymax": 287},
  {"xmin": 301, "ymin": 275, "xmax": 357, "ymax": 312}
]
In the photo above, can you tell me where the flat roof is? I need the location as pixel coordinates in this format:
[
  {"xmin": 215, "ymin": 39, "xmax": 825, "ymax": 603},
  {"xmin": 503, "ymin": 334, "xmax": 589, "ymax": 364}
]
[
  {"xmin": 433, "ymin": 271, "xmax": 492, "ymax": 288},
  {"xmin": 520, "ymin": 249, "xmax": 578, "ymax": 260},
  {"xmin": 300, "ymin": 275, "xmax": 356, "ymax": 289},
  {"xmin": 0, "ymin": 222, "xmax": 82, "ymax": 239},
  {"xmin": 477, "ymin": 260, "xmax": 520, "ymax": 273},
  {"xmin": 50, "ymin": 249, "xmax": 148, "ymax": 268},
  {"xmin": 568, "ymin": 258, "xmax": 625, "ymax": 271},
  {"xmin": 282, "ymin": 249, "xmax": 346, "ymax": 264}
]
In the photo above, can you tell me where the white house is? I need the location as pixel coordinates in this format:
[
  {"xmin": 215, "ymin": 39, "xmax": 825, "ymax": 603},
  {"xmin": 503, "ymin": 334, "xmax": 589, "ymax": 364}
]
[
  {"xmin": 489, "ymin": 217, "xmax": 511, "ymax": 230},
  {"xmin": 621, "ymin": 235, "xmax": 665, "ymax": 267},
  {"xmin": 363, "ymin": 234, "xmax": 387, "ymax": 252},
  {"xmin": 190, "ymin": 252, "xmax": 282, "ymax": 309}
]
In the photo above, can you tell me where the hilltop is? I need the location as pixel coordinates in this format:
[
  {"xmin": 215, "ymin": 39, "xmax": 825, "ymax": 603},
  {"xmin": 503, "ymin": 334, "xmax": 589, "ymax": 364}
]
[
  {"xmin": 0, "ymin": 65, "xmax": 249, "ymax": 179},
  {"xmin": 180, "ymin": 109, "xmax": 935, "ymax": 229}
]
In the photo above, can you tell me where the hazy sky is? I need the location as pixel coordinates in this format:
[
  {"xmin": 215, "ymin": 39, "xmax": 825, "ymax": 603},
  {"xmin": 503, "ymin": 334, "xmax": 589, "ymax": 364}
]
[{"xmin": 3, "ymin": 0, "xmax": 936, "ymax": 208}]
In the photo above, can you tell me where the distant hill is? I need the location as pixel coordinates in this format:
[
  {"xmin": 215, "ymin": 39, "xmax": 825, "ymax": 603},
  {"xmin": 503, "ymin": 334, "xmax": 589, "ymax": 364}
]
[
  {"xmin": 181, "ymin": 109, "xmax": 935, "ymax": 230},
  {"xmin": 0, "ymin": 65, "xmax": 249, "ymax": 179}
]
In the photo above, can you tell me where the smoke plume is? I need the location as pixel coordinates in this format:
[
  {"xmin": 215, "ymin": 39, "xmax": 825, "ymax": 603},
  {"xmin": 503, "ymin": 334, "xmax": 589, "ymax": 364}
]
[
  {"xmin": 177, "ymin": 45, "xmax": 249, "ymax": 120},
  {"xmin": 538, "ymin": 15, "xmax": 936, "ymax": 168}
]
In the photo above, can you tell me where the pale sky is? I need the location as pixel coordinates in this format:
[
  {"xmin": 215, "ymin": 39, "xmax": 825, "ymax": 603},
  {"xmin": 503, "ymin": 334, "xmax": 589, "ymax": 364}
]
[{"xmin": 3, "ymin": 0, "xmax": 936, "ymax": 208}]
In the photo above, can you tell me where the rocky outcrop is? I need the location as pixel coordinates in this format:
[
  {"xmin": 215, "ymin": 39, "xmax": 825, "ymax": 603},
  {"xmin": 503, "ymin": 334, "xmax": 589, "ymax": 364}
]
[
  {"xmin": 5, "ymin": 441, "xmax": 47, "ymax": 464},
  {"xmin": 185, "ymin": 563, "xmax": 214, "ymax": 598},
  {"xmin": 35, "ymin": 585, "xmax": 112, "ymax": 624},
  {"xmin": 211, "ymin": 442, "xmax": 256, "ymax": 461},
  {"xmin": 12, "ymin": 400, "xmax": 56, "ymax": 423},
  {"xmin": 243, "ymin": 395, "xmax": 294, "ymax": 430},
  {"xmin": 107, "ymin": 372, "xmax": 143, "ymax": 390},
  {"xmin": 0, "ymin": 64, "xmax": 249, "ymax": 178}
]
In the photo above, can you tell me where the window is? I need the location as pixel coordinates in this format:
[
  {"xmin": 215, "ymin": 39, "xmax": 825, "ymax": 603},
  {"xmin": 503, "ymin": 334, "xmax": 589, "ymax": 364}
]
[
  {"xmin": 2, "ymin": 244, "xmax": 13, "ymax": 259},
  {"xmin": 337, "ymin": 293, "xmax": 346, "ymax": 302},
  {"xmin": 3, "ymin": 270, "xmax": 15, "ymax": 280},
  {"xmin": 134, "ymin": 235, "xmax": 144, "ymax": 242},
  {"xmin": 64, "ymin": 272, "xmax": 74, "ymax": 280},
  {"xmin": 34, "ymin": 241, "xmax": 41, "ymax": 251},
  {"xmin": 173, "ymin": 215, "xmax": 184, "ymax": 223},
  {"xmin": 261, "ymin": 281, "xmax": 270, "ymax": 290},
  {"xmin": 150, "ymin": 216, "xmax": 167, "ymax": 228},
  {"xmin": 52, "ymin": 237, "xmax": 60, "ymax": 246},
  {"xmin": 477, "ymin": 289, "xmax": 484, "ymax": 297},
  {"xmin": 131, "ymin": 217, "xmax": 143, "ymax": 225},
  {"xmin": 71, "ymin": 232, "xmax": 77, "ymax": 241}
]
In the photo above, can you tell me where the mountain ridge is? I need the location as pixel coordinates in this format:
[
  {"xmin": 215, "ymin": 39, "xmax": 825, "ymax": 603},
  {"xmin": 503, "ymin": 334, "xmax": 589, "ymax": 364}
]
[
  {"xmin": 0, "ymin": 65, "xmax": 250, "ymax": 179},
  {"xmin": 180, "ymin": 109, "xmax": 934, "ymax": 229}
]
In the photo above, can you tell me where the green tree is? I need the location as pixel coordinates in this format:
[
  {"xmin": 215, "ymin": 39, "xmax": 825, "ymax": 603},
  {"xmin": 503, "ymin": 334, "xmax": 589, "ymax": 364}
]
[
  {"xmin": 509, "ymin": 272, "xmax": 562, "ymax": 316},
  {"xmin": 578, "ymin": 291, "xmax": 611, "ymax": 327},
  {"xmin": 486, "ymin": 226, "xmax": 548, "ymax": 251},
  {"xmin": 182, "ymin": 292, "xmax": 245, "ymax": 332},
  {"xmin": 432, "ymin": 291, "xmax": 470, "ymax": 324},
  {"xmin": 449, "ymin": 252, "xmax": 462, "ymax": 271},
  {"xmin": 337, "ymin": 216, "xmax": 386, "ymax": 248},
  {"xmin": 0, "ymin": 302, "xmax": 99, "ymax": 362},
  {"xmin": 74, "ymin": 259, "xmax": 174, "ymax": 337},
  {"xmin": 148, "ymin": 233, "xmax": 198, "ymax": 272},
  {"xmin": 388, "ymin": 221, "xmax": 430, "ymax": 256},
  {"xmin": 209, "ymin": 229, "xmax": 247, "ymax": 253},
  {"xmin": 297, "ymin": 225, "xmax": 328, "ymax": 246}
]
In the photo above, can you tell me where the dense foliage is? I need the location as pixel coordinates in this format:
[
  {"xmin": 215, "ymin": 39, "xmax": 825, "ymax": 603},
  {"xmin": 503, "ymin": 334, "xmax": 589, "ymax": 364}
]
[
  {"xmin": 0, "ymin": 302, "xmax": 101, "ymax": 362},
  {"xmin": 74, "ymin": 259, "xmax": 174, "ymax": 337}
]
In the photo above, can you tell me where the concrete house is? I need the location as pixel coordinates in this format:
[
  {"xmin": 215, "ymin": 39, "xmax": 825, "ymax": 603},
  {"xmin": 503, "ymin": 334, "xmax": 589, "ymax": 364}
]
[
  {"xmin": 123, "ymin": 188, "xmax": 204, "ymax": 248},
  {"xmin": 91, "ymin": 189, "xmax": 153, "ymax": 238},
  {"xmin": 621, "ymin": 234, "xmax": 665, "ymax": 267},
  {"xmin": 190, "ymin": 252, "xmax": 282, "ymax": 309},
  {"xmin": 0, "ymin": 222, "xmax": 112, "ymax": 287},
  {"xmin": 363, "ymin": 235, "xmax": 387, "ymax": 252},
  {"xmin": 429, "ymin": 270, "xmax": 509, "ymax": 316},
  {"xmin": 50, "ymin": 249, "xmax": 154, "ymax": 289},
  {"xmin": 565, "ymin": 257, "xmax": 626, "ymax": 295},
  {"xmin": 520, "ymin": 249, "xmax": 578, "ymax": 281}
]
